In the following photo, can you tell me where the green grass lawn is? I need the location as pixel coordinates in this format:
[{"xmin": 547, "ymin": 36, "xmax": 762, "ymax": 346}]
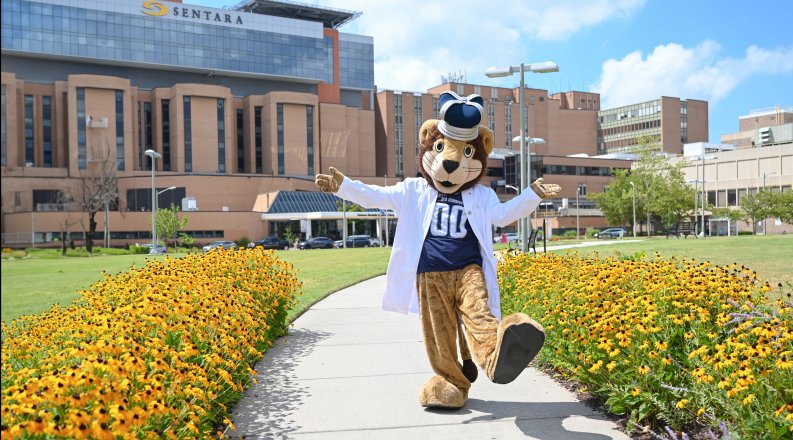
[
  {"xmin": 554, "ymin": 234, "xmax": 793, "ymax": 300},
  {"xmin": 1, "ymin": 248, "xmax": 390, "ymax": 323},
  {"xmin": 0, "ymin": 253, "xmax": 177, "ymax": 323},
  {"xmin": 2, "ymin": 235, "xmax": 789, "ymax": 323}
]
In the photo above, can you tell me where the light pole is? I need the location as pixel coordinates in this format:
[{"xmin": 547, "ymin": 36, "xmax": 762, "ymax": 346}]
[
  {"xmin": 384, "ymin": 174, "xmax": 389, "ymax": 247},
  {"xmin": 686, "ymin": 179, "xmax": 698, "ymax": 236},
  {"xmin": 487, "ymin": 61, "xmax": 559, "ymax": 253},
  {"xmin": 576, "ymin": 184, "xmax": 581, "ymax": 240},
  {"xmin": 698, "ymin": 154, "xmax": 717, "ymax": 237},
  {"xmin": 144, "ymin": 149, "xmax": 161, "ymax": 245},
  {"xmin": 629, "ymin": 181, "xmax": 637, "ymax": 238},
  {"xmin": 761, "ymin": 171, "xmax": 778, "ymax": 234}
]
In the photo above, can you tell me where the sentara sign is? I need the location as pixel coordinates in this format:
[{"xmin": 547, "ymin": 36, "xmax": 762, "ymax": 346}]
[{"xmin": 142, "ymin": 0, "xmax": 244, "ymax": 25}]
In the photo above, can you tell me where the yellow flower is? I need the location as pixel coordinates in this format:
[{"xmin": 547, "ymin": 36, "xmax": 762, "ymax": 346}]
[
  {"xmin": 630, "ymin": 387, "xmax": 641, "ymax": 396},
  {"xmin": 742, "ymin": 394, "xmax": 756, "ymax": 405},
  {"xmin": 676, "ymin": 399, "xmax": 689, "ymax": 409},
  {"xmin": 637, "ymin": 365, "xmax": 650, "ymax": 375}
]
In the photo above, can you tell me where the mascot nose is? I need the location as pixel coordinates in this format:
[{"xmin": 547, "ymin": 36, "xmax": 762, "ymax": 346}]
[{"xmin": 442, "ymin": 160, "xmax": 460, "ymax": 174}]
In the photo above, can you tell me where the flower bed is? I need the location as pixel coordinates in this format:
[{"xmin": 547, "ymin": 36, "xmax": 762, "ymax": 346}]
[
  {"xmin": 498, "ymin": 252, "xmax": 792, "ymax": 439},
  {"xmin": 1, "ymin": 248, "xmax": 300, "ymax": 438}
]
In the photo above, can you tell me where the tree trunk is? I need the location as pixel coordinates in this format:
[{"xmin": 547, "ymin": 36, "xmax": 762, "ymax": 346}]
[
  {"xmin": 61, "ymin": 231, "xmax": 67, "ymax": 256},
  {"xmin": 87, "ymin": 212, "xmax": 97, "ymax": 254}
]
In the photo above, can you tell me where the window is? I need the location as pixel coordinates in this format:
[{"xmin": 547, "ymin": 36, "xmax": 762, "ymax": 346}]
[
  {"xmin": 24, "ymin": 95, "xmax": 34, "ymax": 165},
  {"xmin": 236, "ymin": 108, "xmax": 244, "ymax": 172},
  {"xmin": 394, "ymin": 94, "xmax": 403, "ymax": 176},
  {"xmin": 504, "ymin": 101, "xmax": 512, "ymax": 147},
  {"xmin": 1, "ymin": 85, "xmax": 6, "ymax": 166},
  {"xmin": 306, "ymin": 105, "xmax": 314, "ymax": 176},
  {"xmin": 183, "ymin": 96, "xmax": 192, "ymax": 172},
  {"xmin": 217, "ymin": 99, "xmax": 225, "ymax": 173},
  {"xmin": 33, "ymin": 189, "xmax": 66, "ymax": 211},
  {"xmin": 42, "ymin": 96, "xmax": 53, "ymax": 167},
  {"xmin": 161, "ymin": 99, "xmax": 171, "ymax": 171},
  {"xmin": 276, "ymin": 103, "xmax": 284, "ymax": 175},
  {"xmin": 77, "ymin": 88, "xmax": 86, "ymax": 169},
  {"xmin": 143, "ymin": 101, "xmax": 153, "ymax": 163},
  {"xmin": 126, "ymin": 187, "xmax": 186, "ymax": 211},
  {"xmin": 115, "ymin": 90, "xmax": 124, "ymax": 170},
  {"xmin": 255, "ymin": 106, "xmax": 263, "ymax": 173}
]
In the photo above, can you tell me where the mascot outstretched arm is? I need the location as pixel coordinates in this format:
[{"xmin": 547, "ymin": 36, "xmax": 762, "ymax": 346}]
[{"xmin": 315, "ymin": 91, "xmax": 560, "ymax": 409}]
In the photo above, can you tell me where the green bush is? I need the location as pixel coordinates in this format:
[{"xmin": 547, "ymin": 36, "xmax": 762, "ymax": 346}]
[
  {"xmin": 562, "ymin": 230, "xmax": 577, "ymax": 239},
  {"xmin": 738, "ymin": 230, "xmax": 754, "ymax": 235},
  {"xmin": 236, "ymin": 236, "xmax": 250, "ymax": 248},
  {"xmin": 585, "ymin": 228, "xmax": 600, "ymax": 239},
  {"xmin": 130, "ymin": 245, "xmax": 150, "ymax": 254}
]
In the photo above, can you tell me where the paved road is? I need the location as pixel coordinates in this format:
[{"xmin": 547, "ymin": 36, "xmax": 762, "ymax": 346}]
[{"xmin": 229, "ymin": 275, "xmax": 630, "ymax": 439}]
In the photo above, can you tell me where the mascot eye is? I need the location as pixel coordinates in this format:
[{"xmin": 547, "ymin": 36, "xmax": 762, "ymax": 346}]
[
  {"xmin": 463, "ymin": 145, "xmax": 475, "ymax": 158},
  {"xmin": 434, "ymin": 141, "xmax": 444, "ymax": 153}
]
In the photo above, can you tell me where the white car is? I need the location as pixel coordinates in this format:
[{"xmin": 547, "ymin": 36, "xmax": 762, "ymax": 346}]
[{"xmin": 202, "ymin": 240, "xmax": 238, "ymax": 252}]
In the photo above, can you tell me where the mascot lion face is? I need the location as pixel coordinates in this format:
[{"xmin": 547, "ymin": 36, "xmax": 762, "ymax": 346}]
[
  {"xmin": 419, "ymin": 120, "xmax": 494, "ymax": 194},
  {"xmin": 417, "ymin": 92, "xmax": 494, "ymax": 194}
]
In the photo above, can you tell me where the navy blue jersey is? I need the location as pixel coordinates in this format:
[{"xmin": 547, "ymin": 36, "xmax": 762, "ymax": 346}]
[{"xmin": 417, "ymin": 192, "xmax": 482, "ymax": 273}]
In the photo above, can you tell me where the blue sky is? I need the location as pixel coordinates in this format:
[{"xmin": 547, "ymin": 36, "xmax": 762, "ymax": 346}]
[{"xmin": 191, "ymin": 0, "xmax": 792, "ymax": 143}]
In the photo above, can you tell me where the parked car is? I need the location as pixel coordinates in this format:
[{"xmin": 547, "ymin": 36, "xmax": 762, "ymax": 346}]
[
  {"xmin": 346, "ymin": 235, "xmax": 372, "ymax": 248},
  {"xmin": 494, "ymin": 232, "xmax": 520, "ymax": 244},
  {"xmin": 334, "ymin": 239, "xmax": 344, "ymax": 249},
  {"xmin": 142, "ymin": 243, "xmax": 167, "ymax": 255},
  {"xmin": 369, "ymin": 237, "xmax": 383, "ymax": 247},
  {"xmin": 594, "ymin": 228, "xmax": 627, "ymax": 239},
  {"xmin": 202, "ymin": 240, "xmax": 238, "ymax": 252},
  {"xmin": 248, "ymin": 236, "xmax": 291, "ymax": 250},
  {"xmin": 297, "ymin": 237, "xmax": 334, "ymax": 249}
]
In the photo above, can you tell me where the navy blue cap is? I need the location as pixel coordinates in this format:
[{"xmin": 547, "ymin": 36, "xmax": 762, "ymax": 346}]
[{"xmin": 438, "ymin": 92, "xmax": 484, "ymax": 141}]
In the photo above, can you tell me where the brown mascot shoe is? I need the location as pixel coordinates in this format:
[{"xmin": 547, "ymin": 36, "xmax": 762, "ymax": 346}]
[
  {"xmin": 419, "ymin": 375, "xmax": 467, "ymax": 409},
  {"xmin": 489, "ymin": 313, "xmax": 545, "ymax": 384}
]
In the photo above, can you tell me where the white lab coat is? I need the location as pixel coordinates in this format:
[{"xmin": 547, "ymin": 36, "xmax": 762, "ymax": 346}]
[{"xmin": 335, "ymin": 176, "xmax": 541, "ymax": 320}]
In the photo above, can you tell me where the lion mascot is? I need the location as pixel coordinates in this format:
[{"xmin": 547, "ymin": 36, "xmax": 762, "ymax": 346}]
[{"xmin": 315, "ymin": 91, "xmax": 561, "ymax": 408}]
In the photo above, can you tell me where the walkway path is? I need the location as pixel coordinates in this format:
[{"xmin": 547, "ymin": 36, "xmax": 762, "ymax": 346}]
[{"xmin": 230, "ymin": 274, "xmax": 631, "ymax": 439}]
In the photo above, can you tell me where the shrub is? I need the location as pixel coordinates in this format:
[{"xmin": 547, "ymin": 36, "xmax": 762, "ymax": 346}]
[
  {"xmin": 1, "ymin": 248, "xmax": 301, "ymax": 438},
  {"xmin": 585, "ymin": 228, "xmax": 600, "ymax": 239},
  {"xmin": 738, "ymin": 230, "xmax": 754, "ymax": 236},
  {"xmin": 236, "ymin": 237, "xmax": 250, "ymax": 249},
  {"xmin": 498, "ymin": 252, "xmax": 792, "ymax": 439},
  {"xmin": 562, "ymin": 230, "xmax": 577, "ymax": 239},
  {"xmin": 130, "ymin": 245, "xmax": 150, "ymax": 254}
]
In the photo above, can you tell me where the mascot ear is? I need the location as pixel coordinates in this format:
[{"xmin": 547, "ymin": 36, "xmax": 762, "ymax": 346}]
[
  {"xmin": 419, "ymin": 119, "xmax": 440, "ymax": 144},
  {"xmin": 478, "ymin": 126, "xmax": 494, "ymax": 156}
]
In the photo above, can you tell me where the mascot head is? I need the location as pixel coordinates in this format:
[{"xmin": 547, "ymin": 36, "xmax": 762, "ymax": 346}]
[{"xmin": 419, "ymin": 92, "xmax": 494, "ymax": 194}]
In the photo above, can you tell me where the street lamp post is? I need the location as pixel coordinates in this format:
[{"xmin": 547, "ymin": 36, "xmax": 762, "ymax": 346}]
[
  {"xmin": 384, "ymin": 174, "xmax": 389, "ymax": 247},
  {"xmin": 144, "ymin": 149, "xmax": 162, "ymax": 245},
  {"xmin": 487, "ymin": 61, "xmax": 559, "ymax": 253},
  {"xmin": 575, "ymin": 185, "xmax": 581, "ymax": 240},
  {"xmin": 698, "ymin": 154, "xmax": 717, "ymax": 237},
  {"xmin": 761, "ymin": 171, "xmax": 778, "ymax": 234},
  {"xmin": 629, "ymin": 181, "xmax": 637, "ymax": 238}
]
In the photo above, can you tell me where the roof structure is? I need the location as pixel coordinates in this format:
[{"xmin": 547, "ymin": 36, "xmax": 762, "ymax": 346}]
[{"xmin": 234, "ymin": 0, "xmax": 361, "ymax": 28}]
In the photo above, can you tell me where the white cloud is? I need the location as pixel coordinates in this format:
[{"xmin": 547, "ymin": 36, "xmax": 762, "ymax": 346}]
[
  {"xmin": 315, "ymin": 0, "xmax": 645, "ymax": 91},
  {"xmin": 592, "ymin": 41, "xmax": 793, "ymax": 109}
]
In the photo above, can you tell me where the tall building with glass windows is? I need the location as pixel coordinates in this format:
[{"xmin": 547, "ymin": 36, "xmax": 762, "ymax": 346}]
[
  {"xmin": 1, "ymin": 0, "xmax": 378, "ymax": 245},
  {"xmin": 596, "ymin": 97, "xmax": 708, "ymax": 155}
]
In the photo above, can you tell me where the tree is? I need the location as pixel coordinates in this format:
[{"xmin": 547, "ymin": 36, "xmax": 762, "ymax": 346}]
[
  {"xmin": 767, "ymin": 190, "xmax": 793, "ymax": 225},
  {"xmin": 336, "ymin": 200, "xmax": 368, "ymax": 234},
  {"xmin": 54, "ymin": 190, "xmax": 81, "ymax": 256},
  {"xmin": 736, "ymin": 191, "xmax": 771, "ymax": 233},
  {"xmin": 156, "ymin": 204, "xmax": 189, "ymax": 250},
  {"xmin": 68, "ymin": 146, "xmax": 119, "ymax": 254},
  {"xmin": 590, "ymin": 169, "xmax": 634, "ymax": 228}
]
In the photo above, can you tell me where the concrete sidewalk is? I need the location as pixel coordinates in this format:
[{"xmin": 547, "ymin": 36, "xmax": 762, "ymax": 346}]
[{"xmin": 230, "ymin": 276, "xmax": 630, "ymax": 439}]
